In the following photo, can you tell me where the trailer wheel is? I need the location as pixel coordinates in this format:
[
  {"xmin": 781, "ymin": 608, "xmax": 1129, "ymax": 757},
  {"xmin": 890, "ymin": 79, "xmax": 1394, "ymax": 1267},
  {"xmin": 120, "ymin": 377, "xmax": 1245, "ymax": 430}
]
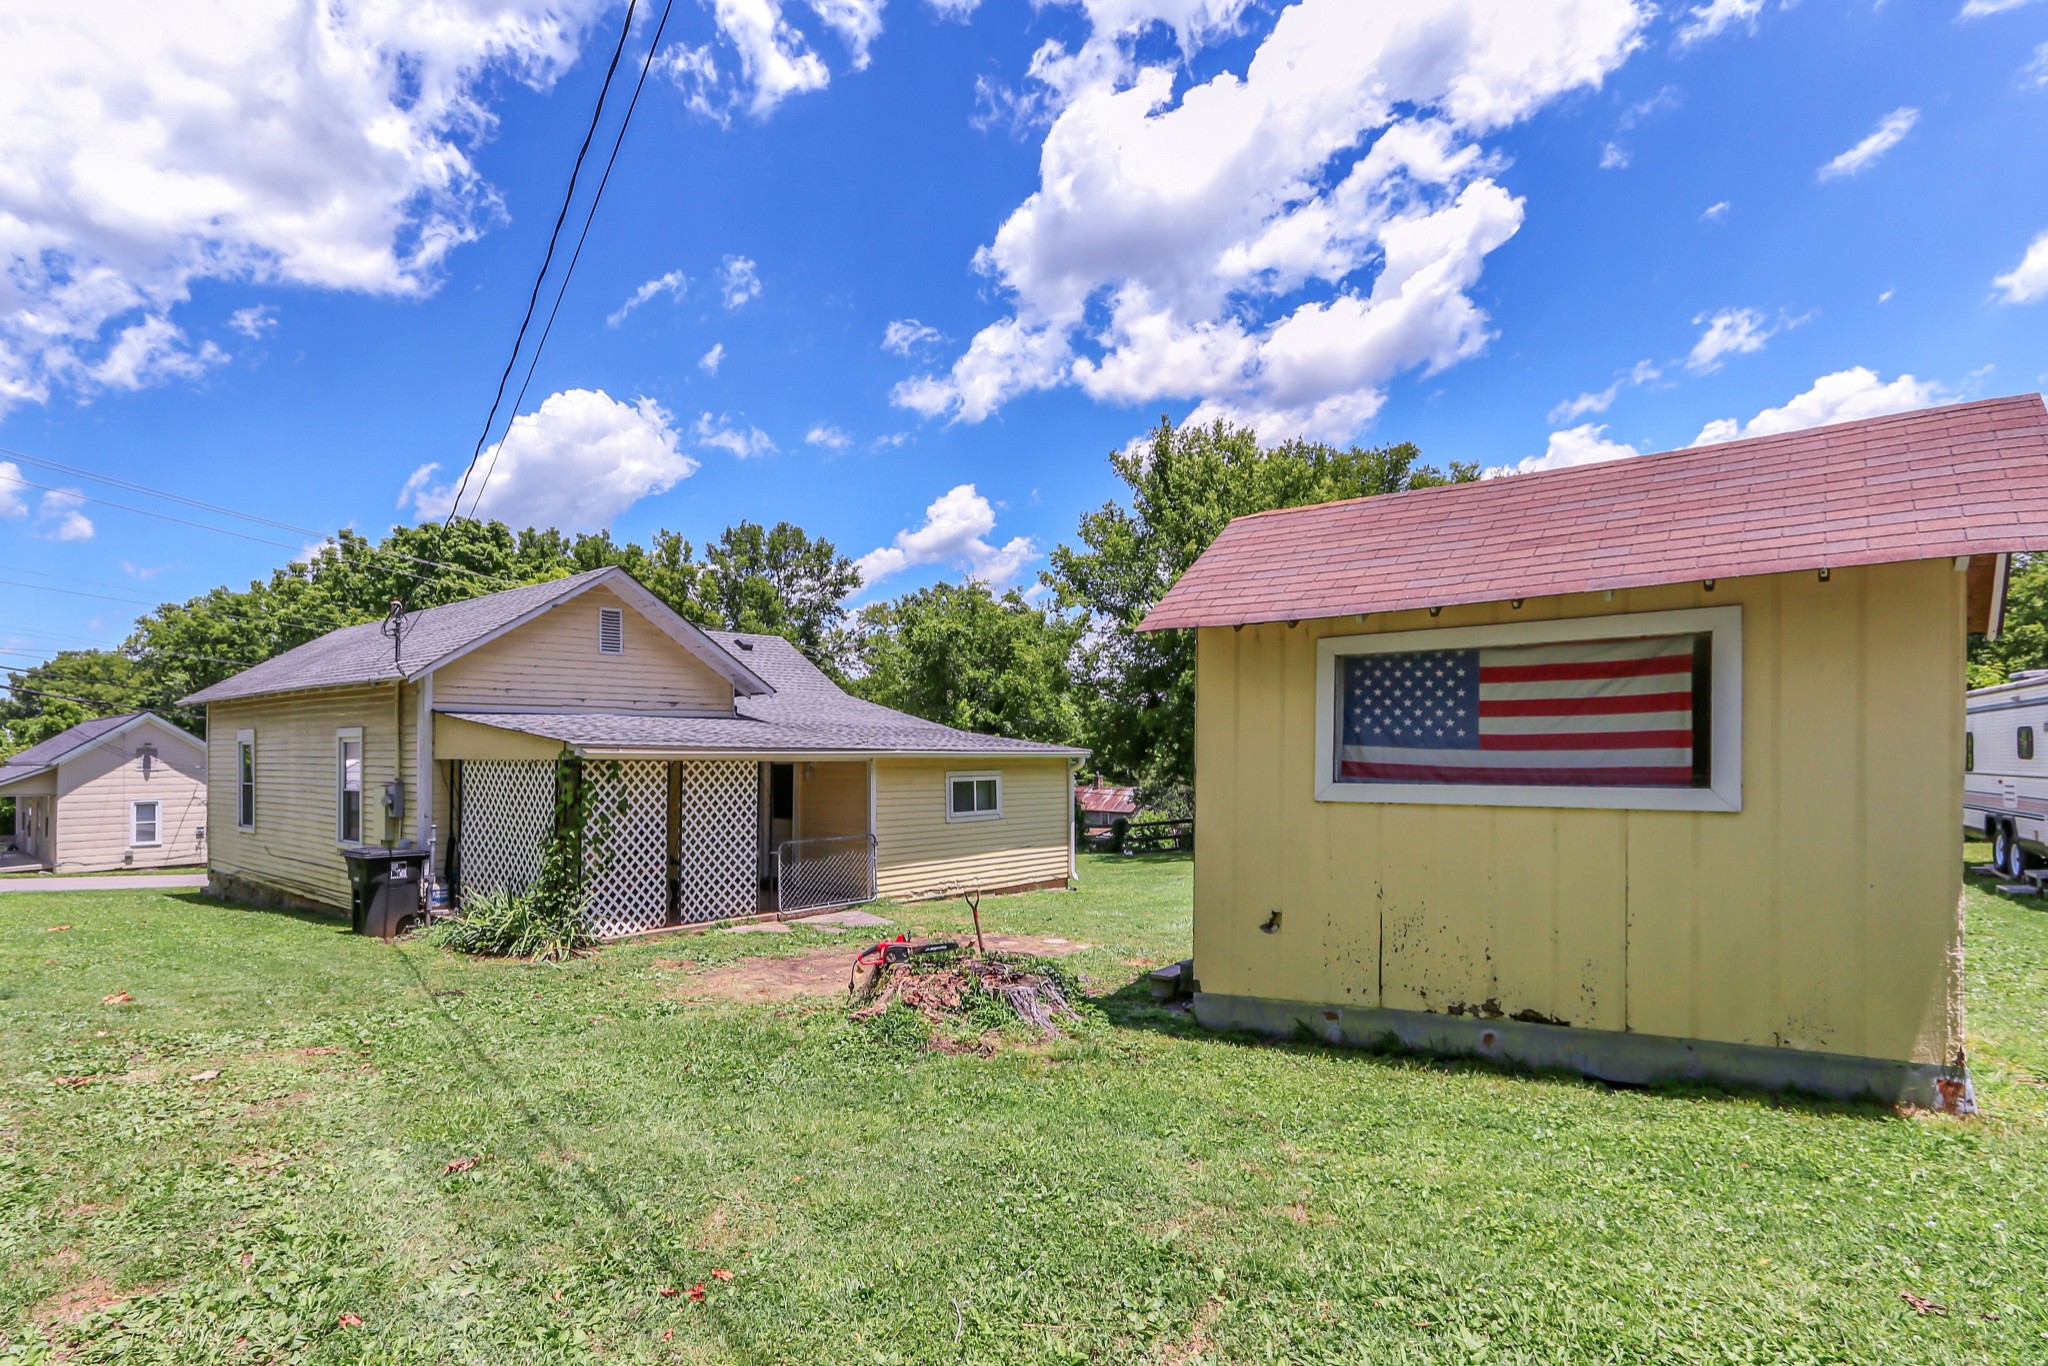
[{"xmin": 1994, "ymin": 824, "xmax": 2017, "ymax": 878}]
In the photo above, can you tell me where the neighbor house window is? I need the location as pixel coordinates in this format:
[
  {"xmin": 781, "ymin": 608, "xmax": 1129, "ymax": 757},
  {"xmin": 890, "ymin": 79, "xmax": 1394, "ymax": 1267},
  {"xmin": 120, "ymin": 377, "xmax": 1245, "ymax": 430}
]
[
  {"xmin": 1314, "ymin": 605, "xmax": 1743, "ymax": 814},
  {"xmin": 2022, "ymin": 727, "xmax": 2036, "ymax": 762},
  {"xmin": 947, "ymin": 772, "xmax": 1002, "ymax": 822},
  {"xmin": 130, "ymin": 800, "xmax": 160, "ymax": 847},
  {"xmin": 598, "ymin": 606, "xmax": 624, "ymax": 655},
  {"xmin": 336, "ymin": 728, "xmax": 364, "ymax": 842},
  {"xmin": 236, "ymin": 730, "xmax": 255, "ymax": 830}
]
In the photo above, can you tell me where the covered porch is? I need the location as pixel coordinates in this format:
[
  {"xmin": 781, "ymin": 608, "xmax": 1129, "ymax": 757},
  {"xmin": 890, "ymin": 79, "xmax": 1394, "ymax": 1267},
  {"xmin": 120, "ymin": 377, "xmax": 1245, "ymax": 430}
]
[{"xmin": 436, "ymin": 717, "xmax": 878, "ymax": 937}]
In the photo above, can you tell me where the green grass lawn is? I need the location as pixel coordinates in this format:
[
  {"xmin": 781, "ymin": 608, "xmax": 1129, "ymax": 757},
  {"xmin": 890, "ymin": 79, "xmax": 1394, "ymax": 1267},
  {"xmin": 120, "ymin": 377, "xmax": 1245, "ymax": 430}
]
[{"xmin": 3, "ymin": 849, "xmax": 2046, "ymax": 1364}]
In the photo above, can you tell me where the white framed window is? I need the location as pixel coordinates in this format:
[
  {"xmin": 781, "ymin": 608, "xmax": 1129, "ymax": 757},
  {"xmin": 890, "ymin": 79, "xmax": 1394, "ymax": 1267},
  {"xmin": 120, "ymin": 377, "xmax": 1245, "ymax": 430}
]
[
  {"xmin": 235, "ymin": 729, "xmax": 256, "ymax": 830},
  {"xmin": 598, "ymin": 605, "xmax": 624, "ymax": 655},
  {"xmin": 130, "ymin": 799, "xmax": 161, "ymax": 848},
  {"xmin": 336, "ymin": 727, "xmax": 364, "ymax": 843},
  {"xmin": 947, "ymin": 771, "xmax": 1003, "ymax": 822},
  {"xmin": 1314, "ymin": 605, "xmax": 1743, "ymax": 813}
]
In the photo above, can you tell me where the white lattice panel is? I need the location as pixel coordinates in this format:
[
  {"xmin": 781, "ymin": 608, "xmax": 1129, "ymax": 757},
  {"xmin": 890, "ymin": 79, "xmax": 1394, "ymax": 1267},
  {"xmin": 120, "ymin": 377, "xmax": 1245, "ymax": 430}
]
[
  {"xmin": 456, "ymin": 761, "xmax": 556, "ymax": 901},
  {"xmin": 581, "ymin": 760, "xmax": 671, "ymax": 938},
  {"xmin": 678, "ymin": 761, "xmax": 758, "ymax": 924}
]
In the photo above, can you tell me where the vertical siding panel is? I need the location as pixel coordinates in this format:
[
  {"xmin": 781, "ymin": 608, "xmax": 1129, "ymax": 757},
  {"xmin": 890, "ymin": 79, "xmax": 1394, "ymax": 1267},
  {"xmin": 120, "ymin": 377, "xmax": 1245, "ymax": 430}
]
[
  {"xmin": 1861, "ymin": 561, "xmax": 1967, "ymax": 1064},
  {"xmin": 1192, "ymin": 627, "xmax": 1244, "ymax": 997}
]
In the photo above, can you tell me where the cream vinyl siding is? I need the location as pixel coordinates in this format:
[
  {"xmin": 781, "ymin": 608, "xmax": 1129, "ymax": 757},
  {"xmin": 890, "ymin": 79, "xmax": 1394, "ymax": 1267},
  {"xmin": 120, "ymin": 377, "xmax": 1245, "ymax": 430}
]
[
  {"xmin": 49, "ymin": 725, "xmax": 207, "ymax": 872},
  {"xmin": 432, "ymin": 585, "xmax": 734, "ymax": 714},
  {"xmin": 207, "ymin": 681, "xmax": 419, "ymax": 910},
  {"xmin": 798, "ymin": 761, "xmax": 869, "ymax": 840},
  {"xmin": 873, "ymin": 757, "xmax": 1072, "ymax": 899}
]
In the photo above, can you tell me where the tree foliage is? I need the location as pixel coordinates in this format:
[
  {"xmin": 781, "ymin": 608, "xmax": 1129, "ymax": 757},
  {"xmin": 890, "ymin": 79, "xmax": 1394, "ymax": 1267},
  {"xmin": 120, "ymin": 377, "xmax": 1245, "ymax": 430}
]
[
  {"xmin": 1969, "ymin": 553, "xmax": 2048, "ymax": 688},
  {"xmin": 1043, "ymin": 417, "xmax": 1477, "ymax": 792},
  {"xmin": 0, "ymin": 651, "xmax": 145, "ymax": 758},
  {"xmin": 847, "ymin": 582, "xmax": 1083, "ymax": 746}
]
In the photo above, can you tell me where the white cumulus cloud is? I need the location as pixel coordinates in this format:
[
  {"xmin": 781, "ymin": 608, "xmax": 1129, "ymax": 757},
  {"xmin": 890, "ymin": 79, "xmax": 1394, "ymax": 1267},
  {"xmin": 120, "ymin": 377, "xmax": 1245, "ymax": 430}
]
[
  {"xmin": 662, "ymin": 0, "xmax": 882, "ymax": 119},
  {"xmin": 1548, "ymin": 359, "xmax": 1658, "ymax": 424},
  {"xmin": 855, "ymin": 484, "xmax": 1036, "ymax": 590},
  {"xmin": 806, "ymin": 423, "xmax": 852, "ymax": 448},
  {"xmin": 1700, "ymin": 200, "xmax": 1730, "ymax": 222},
  {"xmin": 1817, "ymin": 107, "xmax": 1919, "ymax": 181},
  {"xmin": 400, "ymin": 389, "xmax": 698, "ymax": 531},
  {"xmin": 699, "ymin": 342, "xmax": 727, "ymax": 373},
  {"xmin": 1691, "ymin": 367, "xmax": 1948, "ymax": 446},
  {"xmin": 1959, "ymin": 0, "xmax": 2039, "ymax": 16},
  {"xmin": 0, "ymin": 0, "xmax": 611, "ymax": 418},
  {"xmin": 720, "ymin": 255, "xmax": 762, "ymax": 309},
  {"xmin": 894, "ymin": 0, "xmax": 1650, "ymax": 443},
  {"xmin": 228, "ymin": 306, "xmax": 278, "ymax": 338},
  {"xmin": 1491, "ymin": 423, "xmax": 1640, "ymax": 476},
  {"xmin": 1674, "ymin": 0, "xmax": 1764, "ymax": 47},
  {"xmin": 882, "ymin": 319, "xmax": 942, "ymax": 355},
  {"xmin": 607, "ymin": 270, "xmax": 688, "ymax": 327},
  {"xmin": 694, "ymin": 411, "xmax": 777, "ymax": 458},
  {"xmin": 1992, "ymin": 229, "xmax": 2048, "ymax": 304}
]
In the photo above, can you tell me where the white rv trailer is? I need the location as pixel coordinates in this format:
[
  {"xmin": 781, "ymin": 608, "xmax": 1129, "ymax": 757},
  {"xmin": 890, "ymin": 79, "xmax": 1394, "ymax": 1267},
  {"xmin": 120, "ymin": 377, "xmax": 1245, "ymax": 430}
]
[{"xmin": 1964, "ymin": 669, "xmax": 2048, "ymax": 877}]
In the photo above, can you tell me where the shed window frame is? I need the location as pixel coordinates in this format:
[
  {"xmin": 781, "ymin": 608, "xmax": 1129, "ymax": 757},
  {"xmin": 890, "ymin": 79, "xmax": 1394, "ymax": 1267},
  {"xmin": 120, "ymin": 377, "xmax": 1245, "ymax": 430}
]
[
  {"xmin": 129, "ymin": 799, "xmax": 161, "ymax": 848},
  {"xmin": 336, "ymin": 726, "xmax": 364, "ymax": 844},
  {"xmin": 598, "ymin": 606, "xmax": 625, "ymax": 655},
  {"xmin": 946, "ymin": 771, "xmax": 1003, "ymax": 822},
  {"xmin": 1313, "ymin": 604, "xmax": 1744, "ymax": 813},
  {"xmin": 235, "ymin": 729, "xmax": 256, "ymax": 831}
]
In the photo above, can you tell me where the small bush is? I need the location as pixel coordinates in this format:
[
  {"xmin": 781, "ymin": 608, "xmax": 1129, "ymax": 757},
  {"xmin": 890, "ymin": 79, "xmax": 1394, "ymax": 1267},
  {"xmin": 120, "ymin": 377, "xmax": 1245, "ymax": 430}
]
[{"xmin": 429, "ymin": 834, "xmax": 592, "ymax": 962}]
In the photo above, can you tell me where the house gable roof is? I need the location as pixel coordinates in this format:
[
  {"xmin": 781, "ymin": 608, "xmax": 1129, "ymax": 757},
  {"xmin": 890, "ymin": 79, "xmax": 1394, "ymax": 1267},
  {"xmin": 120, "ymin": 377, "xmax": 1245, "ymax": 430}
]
[
  {"xmin": 0, "ymin": 711, "xmax": 203, "ymax": 790},
  {"xmin": 183, "ymin": 567, "xmax": 772, "ymax": 705},
  {"xmin": 1140, "ymin": 394, "xmax": 2048, "ymax": 631},
  {"xmin": 441, "ymin": 630, "xmax": 1087, "ymax": 758}
]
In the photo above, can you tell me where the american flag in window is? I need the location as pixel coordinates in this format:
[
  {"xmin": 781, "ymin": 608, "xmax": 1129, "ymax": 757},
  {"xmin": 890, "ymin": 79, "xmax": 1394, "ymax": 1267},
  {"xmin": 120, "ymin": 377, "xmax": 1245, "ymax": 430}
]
[{"xmin": 1337, "ymin": 633, "xmax": 1711, "ymax": 789}]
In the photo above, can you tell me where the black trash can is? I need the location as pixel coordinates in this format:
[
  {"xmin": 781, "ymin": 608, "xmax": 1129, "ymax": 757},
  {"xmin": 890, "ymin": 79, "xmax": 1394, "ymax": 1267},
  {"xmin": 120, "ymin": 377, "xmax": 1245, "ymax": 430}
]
[{"xmin": 341, "ymin": 845, "xmax": 429, "ymax": 939}]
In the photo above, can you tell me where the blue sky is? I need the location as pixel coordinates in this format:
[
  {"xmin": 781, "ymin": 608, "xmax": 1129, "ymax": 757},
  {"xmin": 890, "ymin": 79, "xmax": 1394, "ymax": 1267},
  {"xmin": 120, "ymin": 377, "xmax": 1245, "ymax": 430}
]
[{"xmin": 0, "ymin": 0, "xmax": 2044, "ymax": 668}]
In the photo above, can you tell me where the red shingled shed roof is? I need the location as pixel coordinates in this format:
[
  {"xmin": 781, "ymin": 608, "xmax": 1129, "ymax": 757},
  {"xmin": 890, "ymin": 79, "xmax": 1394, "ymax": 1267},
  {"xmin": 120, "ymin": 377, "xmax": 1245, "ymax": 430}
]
[{"xmin": 1140, "ymin": 394, "xmax": 2048, "ymax": 631}]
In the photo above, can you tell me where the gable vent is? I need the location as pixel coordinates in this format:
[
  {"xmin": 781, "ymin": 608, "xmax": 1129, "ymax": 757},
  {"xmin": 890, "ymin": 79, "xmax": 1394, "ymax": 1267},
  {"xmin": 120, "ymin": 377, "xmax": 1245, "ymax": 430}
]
[{"xmin": 598, "ymin": 606, "xmax": 624, "ymax": 655}]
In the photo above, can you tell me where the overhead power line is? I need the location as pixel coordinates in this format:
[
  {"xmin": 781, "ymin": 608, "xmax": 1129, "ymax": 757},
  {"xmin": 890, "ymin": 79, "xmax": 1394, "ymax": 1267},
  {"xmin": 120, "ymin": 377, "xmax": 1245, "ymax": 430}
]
[
  {"xmin": 465, "ymin": 0, "xmax": 679, "ymax": 522},
  {"xmin": 442, "ymin": 0, "xmax": 647, "ymax": 525}
]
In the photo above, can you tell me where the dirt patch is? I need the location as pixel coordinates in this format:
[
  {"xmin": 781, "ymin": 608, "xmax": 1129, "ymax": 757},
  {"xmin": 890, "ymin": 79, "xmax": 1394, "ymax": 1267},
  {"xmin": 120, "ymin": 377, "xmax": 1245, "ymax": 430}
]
[
  {"xmin": 681, "ymin": 934, "xmax": 1091, "ymax": 1005},
  {"xmin": 30, "ymin": 1276, "xmax": 128, "ymax": 1330}
]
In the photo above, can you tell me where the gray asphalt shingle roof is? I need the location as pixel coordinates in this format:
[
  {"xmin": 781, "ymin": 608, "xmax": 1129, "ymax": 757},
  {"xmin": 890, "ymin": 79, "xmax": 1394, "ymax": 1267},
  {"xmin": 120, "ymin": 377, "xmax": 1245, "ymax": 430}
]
[
  {"xmin": 443, "ymin": 631, "xmax": 1084, "ymax": 758},
  {"xmin": 0, "ymin": 712, "xmax": 197, "ymax": 787},
  {"xmin": 181, "ymin": 568, "xmax": 769, "ymax": 704}
]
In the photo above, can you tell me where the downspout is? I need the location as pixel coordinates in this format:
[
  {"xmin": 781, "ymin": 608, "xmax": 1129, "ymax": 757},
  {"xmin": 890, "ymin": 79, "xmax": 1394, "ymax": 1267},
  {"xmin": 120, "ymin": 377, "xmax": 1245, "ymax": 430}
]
[{"xmin": 390, "ymin": 677, "xmax": 403, "ymax": 849}]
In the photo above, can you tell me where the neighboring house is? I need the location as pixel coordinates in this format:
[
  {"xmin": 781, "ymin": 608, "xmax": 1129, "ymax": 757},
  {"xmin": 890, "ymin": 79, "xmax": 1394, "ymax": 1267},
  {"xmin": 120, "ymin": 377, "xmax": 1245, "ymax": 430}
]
[
  {"xmin": 1140, "ymin": 394, "xmax": 2048, "ymax": 1107},
  {"xmin": 1075, "ymin": 779, "xmax": 1138, "ymax": 833},
  {"xmin": 0, "ymin": 712, "xmax": 207, "ymax": 872},
  {"xmin": 183, "ymin": 567, "xmax": 1084, "ymax": 935}
]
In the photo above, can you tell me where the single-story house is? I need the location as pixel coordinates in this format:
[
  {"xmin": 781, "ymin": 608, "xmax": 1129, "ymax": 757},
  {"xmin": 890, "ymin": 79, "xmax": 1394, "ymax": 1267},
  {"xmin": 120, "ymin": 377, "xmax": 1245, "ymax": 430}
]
[
  {"xmin": 1075, "ymin": 778, "xmax": 1138, "ymax": 832},
  {"xmin": 0, "ymin": 712, "xmax": 208, "ymax": 872},
  {"xmin": 1140, "ymin": 393, "xmax": 2048, "ymax": 1106},
  {"xmin": 183, "ymin": 567, "xmax": 1084, "ymax": 934}
]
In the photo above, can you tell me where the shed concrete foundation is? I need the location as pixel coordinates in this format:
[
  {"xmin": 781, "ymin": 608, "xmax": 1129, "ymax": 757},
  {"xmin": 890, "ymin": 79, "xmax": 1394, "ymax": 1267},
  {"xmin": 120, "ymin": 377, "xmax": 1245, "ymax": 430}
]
[{"xmin": 1193, "ymin": 991, "xmax": 1963, "ymax": 1109}]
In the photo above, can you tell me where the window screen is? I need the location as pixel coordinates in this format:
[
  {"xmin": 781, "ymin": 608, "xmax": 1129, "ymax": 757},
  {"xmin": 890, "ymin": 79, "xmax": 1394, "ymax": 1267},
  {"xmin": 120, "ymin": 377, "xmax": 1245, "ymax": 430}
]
[
  {"xmin": 1335, "ymin": 631, "xmax": 1711, "ymax": 790},
  {"xmin": 2022, "ymin": 727, "xmax": 2036, "ymax": 762},
  {"xmin": 598, "ymin": 606, "xmax": 624, "ymax": 655},
  {"xmin": 131, "ymin": 801, "xmax": 160, "ymax": 846},
  {"xmin": 948, "ymin": 775, "xmax": 1001, "ymax": 818},
  {"xmin": 338, "ymin": 735, "xmax": 363, "ymax": 842}
]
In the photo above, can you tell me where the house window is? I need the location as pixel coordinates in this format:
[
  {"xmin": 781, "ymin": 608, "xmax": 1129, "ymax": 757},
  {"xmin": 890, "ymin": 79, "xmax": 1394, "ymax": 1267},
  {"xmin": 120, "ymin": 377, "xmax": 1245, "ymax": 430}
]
[
  {"xmin": 337, "ymin": 728, "xmax": 364, "ymax": 842},
  {"xmin": 948, "ymin": 772, "xmax": 1002, "ymax": 822},
  {"xmin": 598, "ymin": 606, "xmax": 624, "ymax": 655},
  {"xmin": 130, "ymin": 800, "xmax": 160, "ymax": 848},
  {"xmin": 1967, "ymin": 732, "xmax": 1975, "ymax": 772},
  {"xmin": 2022, "ymin": 727, "xmax": 2036, "ymax": 762},
  {"xmin": 1315, "ymin": 605, "xmax": 1743, "ymax": 813},
  {"xmin": 236, "ymin": 729, "xmax": 255, "ymax": 830}
]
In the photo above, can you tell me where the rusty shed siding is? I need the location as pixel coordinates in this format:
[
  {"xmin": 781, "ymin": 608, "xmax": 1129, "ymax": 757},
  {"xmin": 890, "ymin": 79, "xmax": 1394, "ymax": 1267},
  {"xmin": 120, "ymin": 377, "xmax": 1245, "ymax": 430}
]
[
  {"xmin": 431, "ymin": 584, "xmax": 734, "ymax": 714},
  {"xmin": 1192, "ymin": 559, "xmax": 1964, "ymax": 1066}
]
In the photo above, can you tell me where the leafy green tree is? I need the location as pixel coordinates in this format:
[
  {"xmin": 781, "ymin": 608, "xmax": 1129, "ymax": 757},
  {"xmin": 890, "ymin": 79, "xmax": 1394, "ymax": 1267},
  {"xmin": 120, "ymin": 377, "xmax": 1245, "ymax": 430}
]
[
  {"xmin": 848, "ymin": 582, "xmax": 1083, "ymax": 746},
  {"xmin": 697, "ymin": 521, "xmax": 861, "ymax": 666},
  {"xmin": 0, "ymin": 651, "xmax": 150, "ymax": 757},
  {"xmin": 1044, "ymin": 417, "xmax": 1477, "ymax": 794},
  {"xmin": 1969, "ymin": 553, "xmax": 2048, "ymax": 688}
]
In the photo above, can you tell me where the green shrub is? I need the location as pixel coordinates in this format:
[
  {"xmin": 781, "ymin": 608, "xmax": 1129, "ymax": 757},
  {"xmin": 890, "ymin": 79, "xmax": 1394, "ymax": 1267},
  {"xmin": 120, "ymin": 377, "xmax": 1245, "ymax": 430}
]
[{"xmin": 428, "ymin": 834, "xmax": 592, "ymax": 962}]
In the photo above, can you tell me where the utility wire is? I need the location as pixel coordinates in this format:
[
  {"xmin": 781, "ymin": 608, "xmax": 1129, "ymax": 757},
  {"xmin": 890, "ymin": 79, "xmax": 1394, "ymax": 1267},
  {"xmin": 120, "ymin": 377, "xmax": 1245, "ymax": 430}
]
[
  {"xmin": 465, "ymin": 0, "xmax": 677, "ymax": 522},
  {"xmin": 443, "ymin": 0, "xmax": 644, "ymax": 524}
]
